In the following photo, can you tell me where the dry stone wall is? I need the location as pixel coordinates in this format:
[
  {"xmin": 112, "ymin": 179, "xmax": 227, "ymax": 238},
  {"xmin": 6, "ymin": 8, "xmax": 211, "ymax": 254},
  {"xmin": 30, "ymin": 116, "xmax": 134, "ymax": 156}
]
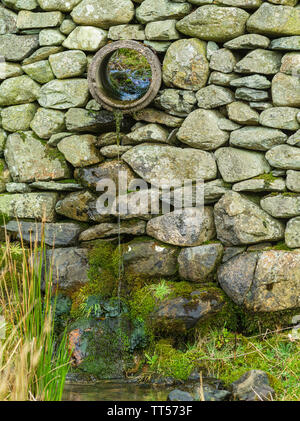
[{"xmin": 0, "ymin": 0, "xmax": 300, "ymax": 341}]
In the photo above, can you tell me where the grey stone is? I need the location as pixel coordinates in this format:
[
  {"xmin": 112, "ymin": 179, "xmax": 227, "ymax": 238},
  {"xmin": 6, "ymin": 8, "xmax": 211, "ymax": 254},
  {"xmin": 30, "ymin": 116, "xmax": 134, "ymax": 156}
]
[
  {"xmin": 22, "ymin": 46, "xmax": 64, "ymax": 65},
  {"xmin": 79, "ymin": 220, "xmax": 146, "ymax": 241},
  {"xmin": 30, "ymin": 108, "xmax": 65, "ymax": 139},
  {"xmin": 178, "ymin": 243, "xmax": 223, "ymax": 282},
  {"xmin": 49, "ymin": 50, "xmax": 87, "ymax": 79},
  {"xmin": 146, "ymin": 207, "xmax": 216, "ymax": 247},
  {"xmin": 260, "ymin": 194, "xmax": 300, "ymax": 218},
  {"xmin": 234, "ymin": 49, "xmax": 282, "ymax": 75},
  {"xmin": 270, "ymin": 36, "xmax": 300, "ymax": 51},
  {"xmin": 37, "ymin": 0, "xmax": 82, "ymax": 12},
  {"xmin": 215, "ymin": 147, "xmax": 270, "ymax": 183},
  {"xmin": 4, "ymin": 131, "xmax": 71, "ymax": 182},
  {"xmin": 1, "ymin": 0, "xmax": 38, "ymax": 10},
  {"xmin": 55, "ymin": 190, "xmax": 95, "ymax": 222},
  {"xmin": 124, "ymin": 124, "xmax": 169, "ymax": 145},
  {"xmin": 17, "ymin": 11, "xmax": 64, "ymax": 29},
  {"xmin": 136, "ymin": 0, "xmax": 192, "ymax": 24},
  {"xmin": 280, "ymin": 52, "xmax": 300, "ymax": 75},
  {"xmin": 133, "ymin": 108, "xmax": 183, "ymax": 128},
  {"xmin": 0, "ymin": 192, "xmax": 58, "ymax": 222},
  {"xmin": 100, "ymin": 145, "xmax": 132, "ymax": 158},
  {"xmin": 108, "ymin": 24, "xmax": 145, "ymax": 40},
  {"xmin": 260, "ymin": 107, "xmax": 300, "ymax": 130},
  {"xmin": 229, "ymin": 127, "xmax": 287, "ymax": 151},
  {"xmin": 145, "ymin": 20, "xmax": 180, "ymax": 40},
  {"xmin": 0, "ymin": 75, "xmax": 40, "ymax": 106},
  {"xmin": 230, "ymin": 75, "xmax": 271, "ymax": 89},
  {"xmin": 235, "ymin": 87, "xmax": 269, "ymax": 102},
  {"xmin": 168, "ymin": 390, "xmax": 194, "ymax": 402},
  {"xmin": 63, "ymin": 26, "xmax": 108, "ymax": 51},
  {"xmin": 5, "ymin": 220, "xmax": 84, "ymax": 246},
  {"xmin": 1, "ymin": 104, "xmax": 37, "ymax": 132},
  {"xmin": 176, "ymin": 5, "xmax": 249, "ymax": 42},
  {"xmin": 177, "ymin": 109, "xmax": 229, "ymax": 150},
  {"xmin": 0, "ymin": 62, "xmax": 23, "ymax": 80},
  {"xmin": 231, "ymin": 370, "xmax": 274, "ymax": 401},
  {"xmin": 209, "ymin": 48, "xmax": 237, "ymax": 73},
  {"xmin": 144, "ymin": 41, "xmax": 172, "ymax": 53},
  {"xmin": 60, "ymin": 18, "xmax": 76, "ymax": 35},
  {"xmin": 163, "ymin": 38, "xmax": 209, "ymax": 90},
  {"xmin": 0, "ymin": 4, "xmax": 17, "ymax": 34},
  {"xmin": 22, "ymin": 60, "xmax": 55, "ymax": 84},
  {"xmin": 208, "ymin": 72, "xmax": 239, "ymax": 87},
  {"xmin": 224, "ymin": 34, "xmax": 270, "ymax": 50},
  {"xmin": 196, "ymin": 85, "xmax": 235, "ymax": 109},
  {"xmin": 6, "ymin": 182, "xmax": 31, "ymax": 193},
  {"xmin": 286, "ymin": 170, "xmax": 300, "ymax": 192},
  {"xmin": 285, "ymin": 217, "xmax": 300, "ymax": 248},
  {"xmin": 58, "ymin": 134, "xmax": 103, "ymax": 167},
  {"xmin": 214, "ymin": 191, "xmax": 284, "ymax": 245},
  {"xmin": 38, "ymin": 79, "xmax": 89, "ymax": 109},
  {"xmin": 265, "ymin": 145, "xmax": 300, "ymax": 169},
  {"xmin": 0, "ymin": 34, "xmax": 39, "ymax": 61},
  {"xmin": 39, "ymin": 28, "xmax": 65, "ymax": 46},
  {"xmin": 204, "ymin": 179, "xmax": 232, "ymax": 204},
  {"xmin": 226, "ymin": 102, "xmax": 259, "ymax": 125},
  {"xmin": 154, "ymin": 89, "xmax": 197, "ymax": 117},
  {"xmin": 233, "ymin": 177, "xmax": 286, "ymax": 193},
  {"xmin": 272, "ymin": 73, "xmax": 300, "ymax": 107},
  {"xmin": 71, "ymin": 0, "xmax": 135, "ymax": 28},
  {"xmin": 30, "ymin": 180, "xmax": 83, "ymax": 191},
  {"xmin": 123, "ymin": 144, "xmax": 217, "ymax": 188}
]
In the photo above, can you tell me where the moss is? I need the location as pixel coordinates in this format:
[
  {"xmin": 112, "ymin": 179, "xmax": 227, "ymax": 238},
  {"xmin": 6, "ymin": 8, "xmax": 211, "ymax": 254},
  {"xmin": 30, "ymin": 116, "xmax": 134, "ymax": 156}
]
[
  {"xmin": 254, "ymin": 173, "xmax": 278, "ymax": 183},
  {"xmin": 57, "ymin": 179, "xmax": 78, "ymax": 184}
]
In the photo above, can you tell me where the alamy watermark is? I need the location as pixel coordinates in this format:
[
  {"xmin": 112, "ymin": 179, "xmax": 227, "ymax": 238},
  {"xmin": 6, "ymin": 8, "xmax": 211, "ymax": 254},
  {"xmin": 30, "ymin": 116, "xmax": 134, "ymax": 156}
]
[
  {"xmin": 0, "ymin": 315, "xmax": 5, "ymax": 340},
  {"xmin": 95, "ymin": 172, "xmax": 205, "ymax": 217}
]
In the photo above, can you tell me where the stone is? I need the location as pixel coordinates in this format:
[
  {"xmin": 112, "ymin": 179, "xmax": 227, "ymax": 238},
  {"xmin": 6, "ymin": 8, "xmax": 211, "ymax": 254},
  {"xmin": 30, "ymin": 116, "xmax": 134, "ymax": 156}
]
[
  {"xmin": 204, "ymin": 179, "xmax": 231, "ymax": 204},
  {"xmin": 224, "ymin": 34, "xmax": 270, "ymax": 50},
  {"xmin": 235, "ymin": 87, "xmax": 269, "ymax": 102},
  {"xmin": 124, "ymin": 124, "xmax": 169, "ymax": 145},
  {"xmin": 55, "ymin": 190, "xmax": 96, "ymax": 222},
  {"xmin": 108, "ymin": 24, "xmax": 145, "ymax": 40},
  {"xmin": 1, "ymin": 0, "xmax": 38, "ymax": 10},
  {"xmin": 0, "ymin": 62, "xmax": 23, "ymax": 80},
  {"xmin": 280, "ymin": 52, "xmax": 300, "ymax": 75},
  {"xmin": 286, "ymin": 170, "xmax": 300, "ymax": 192},
  {"xmin": 168, "ymin": 390, "xmax": 194, "ymax": 402},
  {"xmin": 136, "ymin": 0, "xmax": 192, "ymax": 24},
  {"xmin": 0, "ymin": 159, "xmax": 11, "ymax": 192},
  {"xmin": 37, "ymin": 0, "xmax": 82, "ymax": 12},
  {"xmin": 79, "ymin": 220, "xmax": 146, "ymax": 241},
  {"xmin": 4, "ymin": 131, "xmax": 71, "ymax": 182},
  {"xmin": 0, "ymin": 192, "xmax": 58, "ymax": 222},
  {"xmin": 260, "ymin": 194, "xmax": 300, "ymax": 218},
  {"xmin": 22, "ymin": 46, "xmax": 64, "ymax": 65},
  {"xmin": 39, "ymin": 28, "xmax": 65, "ymax": 46},
  {"xmin": 177, "ymin": 109, "xmax": 229, "ymax": 150},
  {"xmin": 49, "ymin": 50, "xmax": 87, "ymax": 79},
  {"xmin": 46, "ymin": 247, "xmax": 89, "ymax": 291},
  {"xmin": 213, "ymin": 0, "xmax": 262, "ymax": 7},
  {"xmin": 30, "ymin": 108, "xmax": 65, "ymax": 139},
  {"xmin": 145, "ymin": 20, "xmax": 180, "ymax": 40},
  {"xmin": 178, "ymin": 243, "xmax": 223, "ymax": 282},
  {"xmin": 0, "ymin": 75, "xmax": 40, "ymax": 106},
  {"xmin": 231, "ymin": 370, "xmax": 274, "ymax": 401},
  {"xmin": 122, "ymin": 238, "xmax": 178, "ymax": 278},
  {"xmin": 0, "ymin": 4, "xmax": 17, "ymax": 34},
  {"xmin": 6, "ymin": 182, "xmax": 31, "ymax": 193},
  {"xmin": 230, "ymin": 75, "xmax": 271, "ymax": 89},
  {"xmin": 249, "ymin": 102, "xmax": 273, "ymax": 111},
  {"xmin": 0, "ymin": 34, "xmax": 39, "ymax": 61},
  {"xmin": 214, "ymin": 191, "xmax": 284, "ymax": 245},
  {"xmin": 30, "ymin": 180, "xmax": 83, "ymax": 191},
  {"xmin": 100, "ymin": 145, "xmax": 132, "ymax": 158},
  {"xmin": 152, "ymin": 286, "xmax": 226, "ymax": 330},
  {"xmin": 38, "ymin": 79, "xmax": 89, "ymax": 109},
  {"xmin": 209, "ymin": 49, "xmax": 237, "ymax": 73},
  {"xmin": 176, "ymin": 5, "xmax": 249, "ymax": 42},
  {"xmin": 270, "ymin": 36, "xmax": 300, "ymax": 51},
  {"xmin": 122, "ymin": 144, "xmax": 217, "ymax": 188},
  {"xmin": 234, "ymin": 49, "xmax": 282, "ymax": 74},
  {"xmin": 144, "ymin": 41, "xmax": 172, "ymax": 53},
  {"xmin": 208, "ymin": 72, "xmax": 239, "ymax": 87},
  {"xmin": 48, "ymin": 132, "xmax": 73, "ymax": 146},
  {"xmin": 229, "ymin": 127, "xmax": 287, "ymax": 150},
  {"xmin": 146, "ymin": 207, "xmax": 215, "ymax": 247},
  {"xmin": 265, "ymin": 145, "xmax": 300, "ymax": 169},
  {"xmin": 58, "ymin": 134, "xmax": 103, "ymax": 167},
  {"xmin": 233, "ymin": 178, "xmax": 286, "ymax": 193},
  {"xmin": 206, "ymin": 41, "xmax": 219, "ymax": 60},
  {"xmin": 260, "ymin": 107, "xmax": 300, "ymax": 130},
  {"xmin": 65, "ymin": 108, "xmax": 127, "ymax": 133},
  {"xmin": 285, "ymin": 217, "xmax": 300, "ymax": 248},
  {"xmin": 154, "ymin": 89, "xmax": 196, "ymax": 117},
  {"xmin": 1, "ymin": 104, "xmax": 37, "ymax": 132},
  {"xmin": 215, "ymin": 147, "xmax": 270, "ymax": 183},
  {"xmin": 5, "ymin": 220, "xmax": 84, "ymax": 247},
  {"xmin": 0, "ymin": 130, "xmax": 7, "ymax": 157},
  {"xmin": 133, "ymin": 108, "xmax": 183, "ymax": 128},
  {"xmin": 71, "ymin": 0, "xmax": 135, "ymax": 28},
  {"xmin": 272, "ymin": 73, "xmax": 300, "ymax": 107},
  {"xmin": 17, "ymin": 11, "xmax": 64, "ymax": 29},
  {"xmin": 247, "ymin": 3, "xmax": 300, "ymax": 37},
  {"xmin": 63, "ymin": 26, "xmax": 108, "ymax": 51},
  {"xmin": 163, "ymin": 38, "xmax": 209, "ymax": 91},
  {"xmin": 218, "ymin": 250, "xmax": 300, "ymax": 311},
  {"xmin": 74, "ymin": 160, "xmax": 135, "ymax": 192},
  {"xmin": 226, "ymin": 102, "xmax": 259, "ymax": 125},
  {"xmin": 196, "ymin": 85, "xmax": 235, "ymax": 109},
  {"xmin": 60, "ymin": 18, "xmax": 76, "ymax": 35},
  {"xmin": 22, "ymin": 60, "xmax": 55, "ymax": 84}
]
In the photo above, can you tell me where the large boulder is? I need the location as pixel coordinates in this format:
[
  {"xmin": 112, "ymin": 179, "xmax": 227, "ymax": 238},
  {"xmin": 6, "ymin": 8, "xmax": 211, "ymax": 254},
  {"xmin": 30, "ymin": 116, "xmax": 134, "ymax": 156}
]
[
  {"xmin": 122, "ymin": 144, "xmax": 217, "ymax": 188},
  {"xmin": 214, "ymin": 191, "xmax": 284, "ymax": 245},
  {"xmin": 176, "ymin": 5, "xmax": 249, "ymax": 42},
  {"xmin": 218, "ymin": 250, "xmax": 300, "ymax": 311},
  {"xmin": 4, "ymin": 131, "xmax": 71, "ymax": 182},
  {"xmin": 146, "ymin": 207, "xmax": 216, "ymax": 247},
  {"xmin": 163, "ymin": 38, "xmax": 209, "ymax": 91}
]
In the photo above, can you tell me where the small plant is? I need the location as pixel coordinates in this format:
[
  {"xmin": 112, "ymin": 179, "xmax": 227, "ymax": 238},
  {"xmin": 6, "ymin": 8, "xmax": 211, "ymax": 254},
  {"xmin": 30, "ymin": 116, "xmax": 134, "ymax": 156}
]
[{"xmin": 148, "ymin": 280, "xmax": 171, "ymax": 301}]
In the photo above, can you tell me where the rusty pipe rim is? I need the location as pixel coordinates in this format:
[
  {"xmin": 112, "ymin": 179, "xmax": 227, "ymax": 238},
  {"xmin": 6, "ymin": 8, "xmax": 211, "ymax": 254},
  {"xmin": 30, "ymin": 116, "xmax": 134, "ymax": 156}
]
[{"xmin": 88, "ymin": 41, "xmax": 162, "ymax": 114}]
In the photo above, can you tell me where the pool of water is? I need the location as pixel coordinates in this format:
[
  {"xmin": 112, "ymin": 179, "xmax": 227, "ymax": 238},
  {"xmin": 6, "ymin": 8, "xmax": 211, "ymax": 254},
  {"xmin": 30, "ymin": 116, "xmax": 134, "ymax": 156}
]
[{"xmin": 63, "ymin": 380, "xmax": 174, "ymax": 401}]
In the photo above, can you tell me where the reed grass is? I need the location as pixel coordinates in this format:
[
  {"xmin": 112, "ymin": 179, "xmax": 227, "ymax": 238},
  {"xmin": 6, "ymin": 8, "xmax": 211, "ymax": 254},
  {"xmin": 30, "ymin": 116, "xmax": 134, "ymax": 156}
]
[{"xmin": 0, "ymin": 221, "xmax": 70, "ymax": 401}]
